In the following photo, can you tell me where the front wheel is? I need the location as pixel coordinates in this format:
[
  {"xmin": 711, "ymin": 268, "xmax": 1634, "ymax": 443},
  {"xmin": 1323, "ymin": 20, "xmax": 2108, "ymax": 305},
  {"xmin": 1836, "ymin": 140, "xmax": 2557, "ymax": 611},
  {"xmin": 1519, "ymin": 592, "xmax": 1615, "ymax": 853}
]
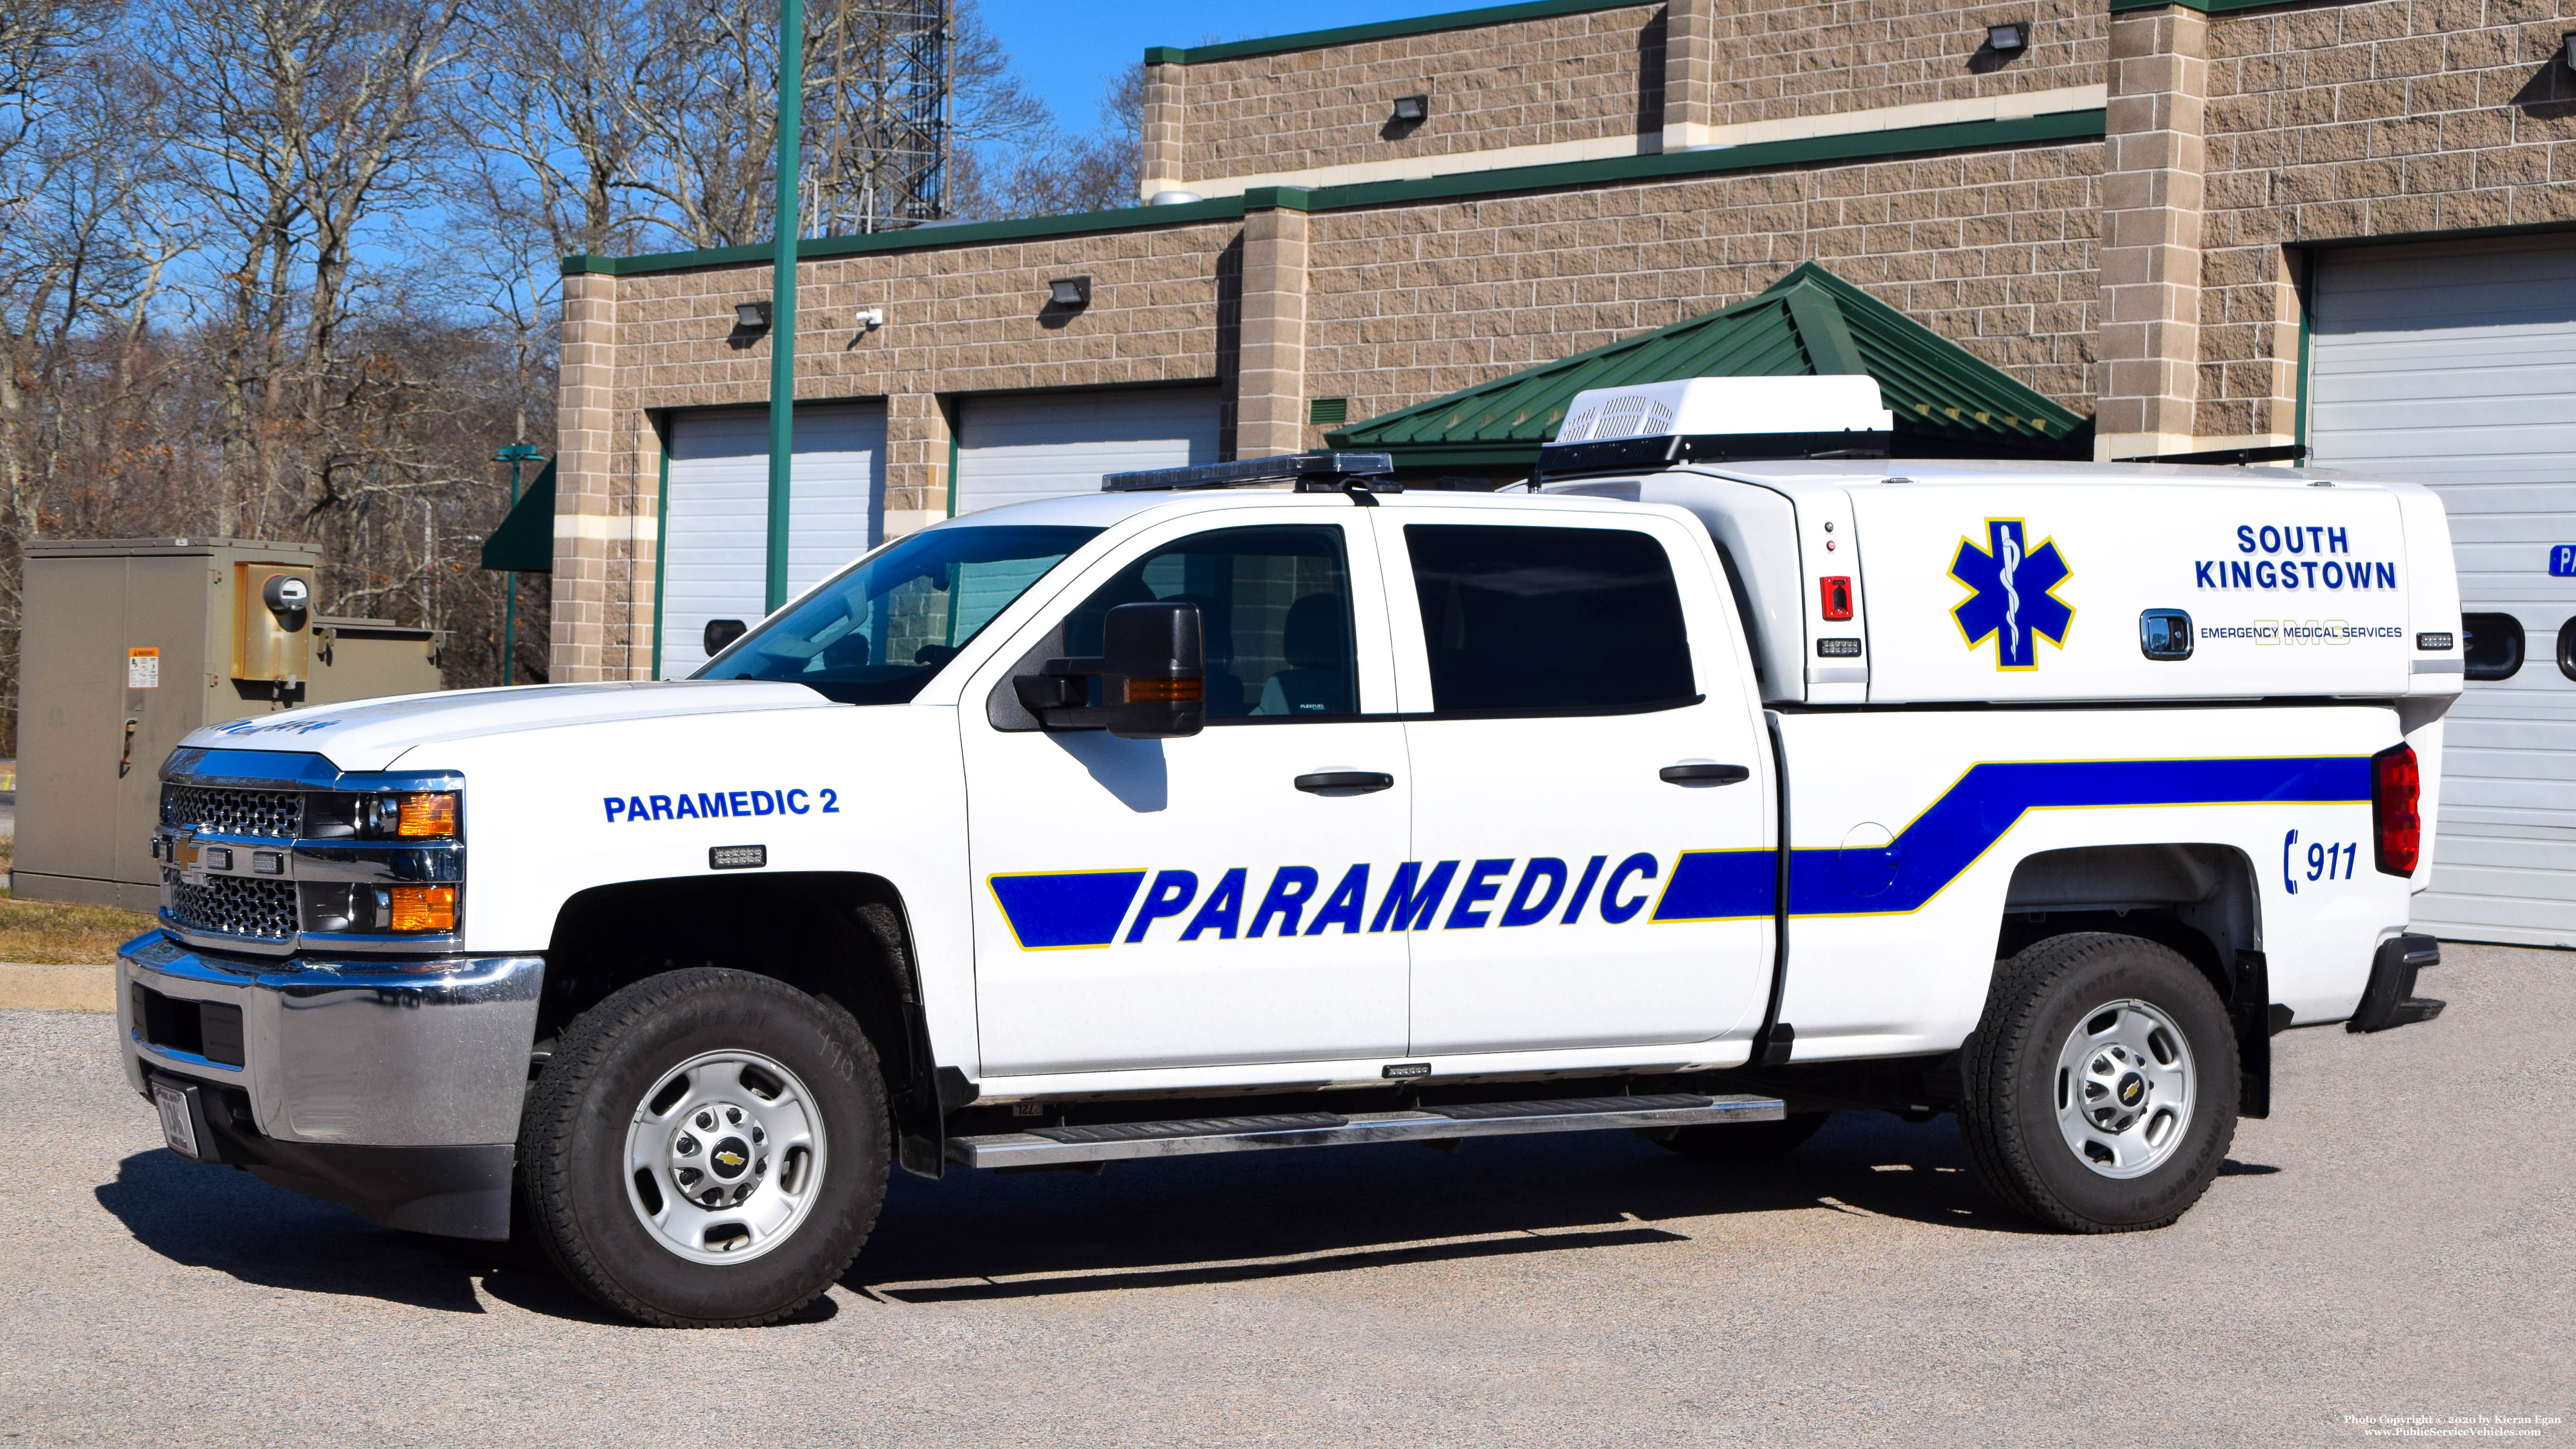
[
  {"xmin": 519, "ymin": 968, "xmax": 890, "ymax": 1327},
  {"xmin": 1960, "ymin": 933, "xmax": 2238, "ymax": 1232}
]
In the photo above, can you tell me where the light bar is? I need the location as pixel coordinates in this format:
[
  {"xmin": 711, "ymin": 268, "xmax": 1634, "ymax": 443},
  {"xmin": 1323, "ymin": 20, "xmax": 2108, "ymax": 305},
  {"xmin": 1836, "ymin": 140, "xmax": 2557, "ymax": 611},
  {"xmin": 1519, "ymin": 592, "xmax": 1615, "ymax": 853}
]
[{"xmin": 1102, "ymin": 451, "xmax": 1399, "ymax": 493}]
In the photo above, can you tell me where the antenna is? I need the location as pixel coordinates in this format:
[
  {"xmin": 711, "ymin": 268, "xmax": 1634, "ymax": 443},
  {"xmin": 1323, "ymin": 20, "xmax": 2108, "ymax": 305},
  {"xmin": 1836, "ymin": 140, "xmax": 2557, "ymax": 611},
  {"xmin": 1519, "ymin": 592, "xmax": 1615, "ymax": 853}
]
[{"xmin": 807, "ymin": 0, "xmax": 954, "ymax": 234}]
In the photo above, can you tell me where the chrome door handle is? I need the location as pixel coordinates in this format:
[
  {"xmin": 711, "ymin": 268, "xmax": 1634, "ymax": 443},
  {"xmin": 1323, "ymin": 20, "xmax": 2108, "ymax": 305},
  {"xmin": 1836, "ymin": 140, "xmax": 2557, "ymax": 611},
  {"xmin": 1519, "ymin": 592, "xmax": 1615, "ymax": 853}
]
[
  {"xmin": 1296, "ymin": 771, "xmax": 1394, "ymax": 794},
  {"xmin": 1659, "ymin": 763, "xmax": 1750, "ymax": 785}
]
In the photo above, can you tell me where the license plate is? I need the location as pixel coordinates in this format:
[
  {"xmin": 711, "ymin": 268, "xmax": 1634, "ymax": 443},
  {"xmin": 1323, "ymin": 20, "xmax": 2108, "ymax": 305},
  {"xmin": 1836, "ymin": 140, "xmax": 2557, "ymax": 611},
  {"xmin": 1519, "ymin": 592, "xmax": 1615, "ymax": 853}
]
[{"xmin": 152, "ymin": 1082, "xmax": 201, "ymax": 1160}]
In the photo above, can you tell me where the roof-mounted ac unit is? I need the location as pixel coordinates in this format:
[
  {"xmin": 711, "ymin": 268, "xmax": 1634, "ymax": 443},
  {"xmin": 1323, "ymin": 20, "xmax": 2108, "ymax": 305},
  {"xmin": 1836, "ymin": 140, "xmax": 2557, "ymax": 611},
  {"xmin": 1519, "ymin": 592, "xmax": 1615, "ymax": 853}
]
[
  {"xmin": 1543, "ymin": 376, "xmax": 1895, "ymax": 477},
  {"xmin": 1557, "ymin": 376, "xmax": 1892, "ymax": 443}
]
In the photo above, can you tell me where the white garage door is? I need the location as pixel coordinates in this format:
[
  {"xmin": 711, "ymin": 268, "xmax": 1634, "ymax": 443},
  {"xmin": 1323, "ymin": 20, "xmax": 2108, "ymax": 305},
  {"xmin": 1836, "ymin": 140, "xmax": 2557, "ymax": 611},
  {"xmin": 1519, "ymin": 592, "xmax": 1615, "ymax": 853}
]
[
  {"xmin": 2311, "ymin": 236, "xmax": 2576, "ymax": 948},
  {"xmin": 659, "ymin": 403, "xmax": 887, "ymax": 677},
  {"xmin": 952, "ymin": 388, "xmax": 1220, "ymax": 514}
]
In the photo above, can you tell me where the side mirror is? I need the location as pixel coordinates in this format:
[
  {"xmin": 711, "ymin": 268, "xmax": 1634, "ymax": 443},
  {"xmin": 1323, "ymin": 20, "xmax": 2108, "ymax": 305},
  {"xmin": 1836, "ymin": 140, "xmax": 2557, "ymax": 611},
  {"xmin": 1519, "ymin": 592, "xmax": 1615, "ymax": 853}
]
[
  {"xmin": 703, "ymin": 618, "xmax": 748, "ymax": 656},
  {"xmin": 1013, "ymin": 601, "xmax": 1205, "ymax": 738}
]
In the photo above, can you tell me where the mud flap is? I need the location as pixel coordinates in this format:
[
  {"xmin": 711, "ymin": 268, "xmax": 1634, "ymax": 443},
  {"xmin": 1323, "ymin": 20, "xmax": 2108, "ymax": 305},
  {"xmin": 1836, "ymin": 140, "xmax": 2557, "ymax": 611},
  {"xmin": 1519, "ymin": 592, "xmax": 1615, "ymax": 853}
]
[{"xmin": 2229, "ymin": 950, "xmax": 2289, "ymax": 1120}]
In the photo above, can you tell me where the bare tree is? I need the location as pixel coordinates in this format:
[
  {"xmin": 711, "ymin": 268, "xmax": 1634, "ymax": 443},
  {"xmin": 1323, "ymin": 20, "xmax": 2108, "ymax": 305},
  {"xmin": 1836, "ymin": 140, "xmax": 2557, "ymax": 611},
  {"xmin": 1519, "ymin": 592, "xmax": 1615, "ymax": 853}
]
[
  {"xmin": 954, "ymin": 63, "xmax": 1140, "ymax": 220},
  {"xmin": 625, "ymin": 0, "xmax": 1046, "ymax": 250},
  {"xmin": 0, "ymin": 0, "xmax": 1107, "ymax": 748}
]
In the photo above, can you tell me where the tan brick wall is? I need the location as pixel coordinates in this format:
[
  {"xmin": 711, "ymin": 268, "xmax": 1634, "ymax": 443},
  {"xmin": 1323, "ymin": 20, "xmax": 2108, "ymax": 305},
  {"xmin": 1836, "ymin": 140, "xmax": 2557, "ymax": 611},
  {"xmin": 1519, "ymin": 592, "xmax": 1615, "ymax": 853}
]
[
  {"xmin": 1298, "ymin": 144, "xmax": 2104, "ymax": 448},
  {"xmin": 2096, "ymin": 6, "xmax": 2208, "ymax": 460},
  {"xmin": 1701, "ymin": 0, "xmax": 2106, "ymax": 129},
  {"xmin": 552, "ymin": 271, "xmax": 620, "ymax": 682},
  {"xmin": 1173, "ymin": 6, "xmax": 1665, "ymax": 183},
  {"xmin": 607, "ymin": 218, "xmax": 1239, "ymax": 518},
  {"xmin": 1662, "ymin": 0, "xmax": 1720, "ymax": 147},
  {"xmin": 1141, "ymin": 61, "xmax": 1186, "ymax": 195},
  {"xmin": 1237, "ymin": 204, "xmax": 1312, "ymax": 457},
  {"xmin": 2197, "ymin": 0, "xmax": 2576, "ymax": 441}
]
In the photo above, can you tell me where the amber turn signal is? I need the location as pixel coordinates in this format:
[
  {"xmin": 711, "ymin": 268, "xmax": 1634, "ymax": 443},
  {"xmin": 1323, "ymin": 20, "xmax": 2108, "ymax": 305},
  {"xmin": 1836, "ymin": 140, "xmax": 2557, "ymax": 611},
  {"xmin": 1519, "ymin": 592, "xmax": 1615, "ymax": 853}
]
[
  {"xmin": 388, "ymin": 885, "xmax": 457, "ymax": 932},
  {"xmin": 398, "ymin": 792, "xmax": 458, "ymax": 837},
  {"xmin": 1123, "ymin": 677, "xmax": 1203, "ymax": 703}
]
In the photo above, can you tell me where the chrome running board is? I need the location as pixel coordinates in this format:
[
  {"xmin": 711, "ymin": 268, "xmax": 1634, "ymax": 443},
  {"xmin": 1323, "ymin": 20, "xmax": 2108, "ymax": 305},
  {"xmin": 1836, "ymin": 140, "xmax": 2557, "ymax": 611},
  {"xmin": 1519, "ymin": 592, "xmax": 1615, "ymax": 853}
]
[{"xmin": 947, "ymin": 1092, "xmax": 1784, "ymax": 1169}]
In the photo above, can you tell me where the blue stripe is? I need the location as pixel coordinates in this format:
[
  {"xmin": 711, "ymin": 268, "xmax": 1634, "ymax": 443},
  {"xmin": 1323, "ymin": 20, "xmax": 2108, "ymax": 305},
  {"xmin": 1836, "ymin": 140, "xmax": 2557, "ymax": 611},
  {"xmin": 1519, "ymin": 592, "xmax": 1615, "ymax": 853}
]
[
  {"xmin": 1790, "ymin": 756, "xmax": 2369, "ymax": 916},
  {"xmin": 995, "ymin": 758, "xmax": 2372, "ymax": 941},
  {"xmin": 1653, "ymin": 851, "xmax": 1776, "ymax": 922},
  {"xmin": 991, "ymin": 870, "xmax": 1147, "ymax": 948},
  {"xmin": 1655, "ymin": 756, "xmax": 2369, "ymax": 922}
]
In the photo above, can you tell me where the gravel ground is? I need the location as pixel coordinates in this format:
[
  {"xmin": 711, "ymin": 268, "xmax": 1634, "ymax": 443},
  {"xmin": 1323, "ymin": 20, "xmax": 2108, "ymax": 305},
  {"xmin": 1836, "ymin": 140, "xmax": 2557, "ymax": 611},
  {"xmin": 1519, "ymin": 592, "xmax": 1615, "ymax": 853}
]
[{"xmin": 4, "ymin": 943, "xmax": 2567, "ymax": 1447}]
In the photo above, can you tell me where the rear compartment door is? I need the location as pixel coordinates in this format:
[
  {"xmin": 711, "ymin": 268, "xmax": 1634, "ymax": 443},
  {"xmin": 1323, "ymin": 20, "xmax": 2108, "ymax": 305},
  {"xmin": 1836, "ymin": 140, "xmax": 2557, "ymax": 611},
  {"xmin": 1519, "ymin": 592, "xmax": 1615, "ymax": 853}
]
[{"xmin": 1851, "ymin": 479, "xmax": 2413, "ymax": 703}]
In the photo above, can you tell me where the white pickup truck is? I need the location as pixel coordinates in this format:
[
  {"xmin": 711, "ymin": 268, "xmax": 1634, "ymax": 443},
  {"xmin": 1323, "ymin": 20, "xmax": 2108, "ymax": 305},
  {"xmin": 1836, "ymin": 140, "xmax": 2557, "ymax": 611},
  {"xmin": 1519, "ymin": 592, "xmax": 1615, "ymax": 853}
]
[{"xmin": 119, "ymin": 378, "xmax": 2461, "ymax": 1327}]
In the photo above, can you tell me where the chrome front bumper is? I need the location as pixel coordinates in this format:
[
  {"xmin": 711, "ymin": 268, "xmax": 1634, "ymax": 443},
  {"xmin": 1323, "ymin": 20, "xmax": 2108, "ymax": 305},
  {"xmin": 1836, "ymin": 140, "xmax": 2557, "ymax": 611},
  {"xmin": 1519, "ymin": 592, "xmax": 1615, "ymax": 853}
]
[{"xmin": 117, "ymin": 931, "xmax": 544, "ymax": 1239}]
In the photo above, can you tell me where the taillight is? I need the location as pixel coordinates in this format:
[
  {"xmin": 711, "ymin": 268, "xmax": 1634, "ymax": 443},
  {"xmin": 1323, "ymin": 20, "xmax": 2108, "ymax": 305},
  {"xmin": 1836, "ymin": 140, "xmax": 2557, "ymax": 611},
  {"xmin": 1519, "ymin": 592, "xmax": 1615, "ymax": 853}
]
[{"xmin": 2372, "ymin": 743, "xmax": 2421, "ymax": 876}]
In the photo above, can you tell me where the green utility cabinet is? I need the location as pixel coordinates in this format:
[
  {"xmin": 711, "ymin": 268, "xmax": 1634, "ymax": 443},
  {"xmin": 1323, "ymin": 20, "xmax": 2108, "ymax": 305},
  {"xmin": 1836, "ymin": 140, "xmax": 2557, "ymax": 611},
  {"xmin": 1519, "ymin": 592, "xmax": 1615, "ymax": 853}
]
[{"xmin": 14, "ymin": 538, "xmax": 443, "ymax": 909}]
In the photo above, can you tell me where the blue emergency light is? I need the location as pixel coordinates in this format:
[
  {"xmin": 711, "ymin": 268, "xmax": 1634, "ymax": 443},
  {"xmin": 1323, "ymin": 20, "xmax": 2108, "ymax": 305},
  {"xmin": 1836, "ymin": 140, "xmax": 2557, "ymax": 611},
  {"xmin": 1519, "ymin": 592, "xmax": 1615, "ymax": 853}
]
[{"xmin": 1101, "ymin": 451, "xmax": 1399, "ymax": 493}]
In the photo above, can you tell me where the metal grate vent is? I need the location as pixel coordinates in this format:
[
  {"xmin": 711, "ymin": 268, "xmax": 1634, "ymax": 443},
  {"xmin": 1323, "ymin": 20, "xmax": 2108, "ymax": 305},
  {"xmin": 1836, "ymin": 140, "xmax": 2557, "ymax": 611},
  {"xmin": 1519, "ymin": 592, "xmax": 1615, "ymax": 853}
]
[
  {"xmin": 163, "ymin": 786, "xmax": 302, "ymax": 840},
  {"xmin": 167, "ymin": 873, "xmax": 297, "ymax": 941}
]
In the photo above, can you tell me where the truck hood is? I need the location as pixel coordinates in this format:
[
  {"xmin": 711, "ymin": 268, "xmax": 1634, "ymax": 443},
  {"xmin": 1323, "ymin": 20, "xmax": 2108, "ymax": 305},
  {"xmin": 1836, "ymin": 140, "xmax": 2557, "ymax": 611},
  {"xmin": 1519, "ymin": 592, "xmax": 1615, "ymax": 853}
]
[{"xmin": 178, "ymin": 681, "xmax": 844, "ymax": 773}]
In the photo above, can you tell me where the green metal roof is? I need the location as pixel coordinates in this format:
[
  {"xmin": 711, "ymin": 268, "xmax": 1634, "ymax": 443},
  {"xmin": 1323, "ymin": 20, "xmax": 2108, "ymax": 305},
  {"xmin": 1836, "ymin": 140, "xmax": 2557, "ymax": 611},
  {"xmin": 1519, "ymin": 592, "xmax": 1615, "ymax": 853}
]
[{"xmin": 1324, "ymin": 262, "xmax": 2092, "ymax": 469}]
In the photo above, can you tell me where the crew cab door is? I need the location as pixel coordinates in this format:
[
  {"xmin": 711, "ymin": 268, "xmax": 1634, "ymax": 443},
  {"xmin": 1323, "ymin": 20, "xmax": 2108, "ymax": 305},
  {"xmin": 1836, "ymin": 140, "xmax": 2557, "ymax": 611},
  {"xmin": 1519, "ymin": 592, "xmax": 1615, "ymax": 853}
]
[
  {"xmin": 1388, "ymin": 507, "xmax": 1776, "ymax": 1057},
  {"xmin": 960, "ymin": 508, "xmax": 1412, "ymax": 1077}
]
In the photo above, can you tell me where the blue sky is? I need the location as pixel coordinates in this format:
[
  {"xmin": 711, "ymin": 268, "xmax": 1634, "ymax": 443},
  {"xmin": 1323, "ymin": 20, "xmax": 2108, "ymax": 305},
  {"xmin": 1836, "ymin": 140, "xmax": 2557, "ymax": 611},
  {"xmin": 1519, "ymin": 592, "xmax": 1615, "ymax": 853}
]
[{"xmin": 980, "ymin": 0, "xmax": 1476, "ymax": 130}]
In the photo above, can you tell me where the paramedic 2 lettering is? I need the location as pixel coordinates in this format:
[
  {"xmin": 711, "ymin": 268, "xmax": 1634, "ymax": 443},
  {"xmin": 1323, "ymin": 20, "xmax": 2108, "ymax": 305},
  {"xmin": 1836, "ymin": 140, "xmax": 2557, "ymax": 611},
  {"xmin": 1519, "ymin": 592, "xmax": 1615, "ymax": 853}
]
[{"xmin": 2194, "ymin": 523, "xmax": 2399, "ymax": 592}]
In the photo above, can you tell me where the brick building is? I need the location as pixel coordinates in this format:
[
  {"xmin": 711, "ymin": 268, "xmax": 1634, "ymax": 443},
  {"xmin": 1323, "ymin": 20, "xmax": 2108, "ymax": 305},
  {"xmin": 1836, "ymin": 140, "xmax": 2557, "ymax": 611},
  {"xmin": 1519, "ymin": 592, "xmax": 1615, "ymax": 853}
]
[{"xmin": 542, "ymin": 0, "xmax": 2576, "ymax": 949}]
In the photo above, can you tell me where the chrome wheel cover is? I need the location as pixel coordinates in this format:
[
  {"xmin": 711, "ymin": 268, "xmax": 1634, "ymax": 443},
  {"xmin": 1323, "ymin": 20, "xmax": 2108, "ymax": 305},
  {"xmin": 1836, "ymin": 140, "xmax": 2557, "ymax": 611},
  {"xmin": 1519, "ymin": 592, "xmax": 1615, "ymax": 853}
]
[
  {"xmin": 623, "ymin": 1049, "xmax": 827, "ymax": 1265},
  {"xmin": 2053, "ymin": 998, "xmax": 2196, "ymax": 1180}
]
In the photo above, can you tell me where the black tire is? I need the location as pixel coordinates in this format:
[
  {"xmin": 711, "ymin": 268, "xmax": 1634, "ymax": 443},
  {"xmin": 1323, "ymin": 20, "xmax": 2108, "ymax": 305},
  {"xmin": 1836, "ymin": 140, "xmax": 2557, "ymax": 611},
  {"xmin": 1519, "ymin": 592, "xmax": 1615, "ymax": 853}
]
[
  {"xmin": 1960, "ymin": 933, "xmax": 2238, "ymax": 1233},
  {"xmin": 519, "ymin": 968, "xmax": 890, "ymax": 1327},
  {"xmin": 1657, "ymin": 1112, "xmax": 1832, "ymax": 1164}
]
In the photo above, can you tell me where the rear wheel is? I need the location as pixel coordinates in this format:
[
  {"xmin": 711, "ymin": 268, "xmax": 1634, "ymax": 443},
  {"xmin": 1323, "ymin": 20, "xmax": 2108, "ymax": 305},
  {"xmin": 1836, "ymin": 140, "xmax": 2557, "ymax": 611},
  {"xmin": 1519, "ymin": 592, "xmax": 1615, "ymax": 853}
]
[
  {"xmin": 1657, "ymin": 1111, "xmax": 1831, "ymax": 1163},
  {"xmin": 1960, "ymin": 933, "xmax": 2237, "ymax": 1232},
  {"xmin": 519, "ymin": 968, "xmax": 890, "ymax": 1327}
]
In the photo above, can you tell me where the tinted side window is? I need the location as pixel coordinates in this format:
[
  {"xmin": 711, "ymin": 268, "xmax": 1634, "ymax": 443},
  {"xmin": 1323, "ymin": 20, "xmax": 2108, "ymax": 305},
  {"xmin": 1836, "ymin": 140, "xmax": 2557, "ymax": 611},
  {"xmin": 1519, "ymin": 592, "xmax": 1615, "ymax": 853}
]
[
  {"xmin": 1404, "ymin": 524, "xmax": 1695, "ymax": 712},
  {"xmin": 1063, "ymin": 525, "xmax": 1358, "ymax": 720},
  {"xmin": 2462, "ymin": 612, "xmax": 2524, "ymax": 681}
]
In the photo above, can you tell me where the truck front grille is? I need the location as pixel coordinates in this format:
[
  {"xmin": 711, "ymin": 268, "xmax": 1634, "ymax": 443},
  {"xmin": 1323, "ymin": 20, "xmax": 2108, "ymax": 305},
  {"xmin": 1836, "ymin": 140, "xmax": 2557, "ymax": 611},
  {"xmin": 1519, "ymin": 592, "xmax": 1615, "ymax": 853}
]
[
  {"xmin": 163, "ymin": 786, "xmax": 302, "ymax": 840},
  {"xmin": 166, "ymin": 873, "xmax": 297, "ymax": 941}
]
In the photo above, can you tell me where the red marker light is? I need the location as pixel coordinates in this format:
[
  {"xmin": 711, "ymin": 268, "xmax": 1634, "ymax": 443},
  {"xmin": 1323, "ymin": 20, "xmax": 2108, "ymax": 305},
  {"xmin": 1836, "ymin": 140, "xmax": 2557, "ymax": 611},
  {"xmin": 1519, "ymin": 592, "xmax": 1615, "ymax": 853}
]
[
  {"xmin": 1819, "ymin": 577, "xmax": 1854, "ymax": 621},
  {"xmin": 2372, "ymin": 743, "xmax": 2420, "ymax": 876}
]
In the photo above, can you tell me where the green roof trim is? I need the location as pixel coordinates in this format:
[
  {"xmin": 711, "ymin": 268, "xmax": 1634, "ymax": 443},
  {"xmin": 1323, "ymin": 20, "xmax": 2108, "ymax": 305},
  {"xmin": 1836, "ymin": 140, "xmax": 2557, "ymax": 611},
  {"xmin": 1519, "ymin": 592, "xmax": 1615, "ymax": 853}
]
[
  {"xmin": 1143, "ymin": 0, "xmax": 1651, "ymax": 67},
  {"xmin": 1324, "ymin": 263, "xmax": 2092, "ymax": 466},
  {"xmin": 563, "ymin": 195, "xmax": 1248, "ymax": 277},
  {"xmin": 567, "ymin": 111, "xmax": 2103, "ymax": 279},
  {"xmin": 480, "ymin": 460, "xmax": 556, "ymax": 573}
]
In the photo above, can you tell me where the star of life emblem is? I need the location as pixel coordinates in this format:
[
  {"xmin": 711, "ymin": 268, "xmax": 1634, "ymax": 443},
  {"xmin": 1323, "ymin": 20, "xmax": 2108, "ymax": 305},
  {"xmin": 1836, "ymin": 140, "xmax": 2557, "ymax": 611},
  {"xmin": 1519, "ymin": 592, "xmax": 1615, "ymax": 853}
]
[{"xmin": 1950, "ymin": 519, "xmax": 2073, "ymax": 670}]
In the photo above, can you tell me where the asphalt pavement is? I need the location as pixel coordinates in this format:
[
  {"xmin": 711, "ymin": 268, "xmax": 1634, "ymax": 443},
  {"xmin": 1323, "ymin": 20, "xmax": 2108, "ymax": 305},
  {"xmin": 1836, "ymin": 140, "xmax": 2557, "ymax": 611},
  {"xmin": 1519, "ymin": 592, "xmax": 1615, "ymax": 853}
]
[{"xmin": 5, "ymin": 943, "xmax": 2567, "ymax": 1447}]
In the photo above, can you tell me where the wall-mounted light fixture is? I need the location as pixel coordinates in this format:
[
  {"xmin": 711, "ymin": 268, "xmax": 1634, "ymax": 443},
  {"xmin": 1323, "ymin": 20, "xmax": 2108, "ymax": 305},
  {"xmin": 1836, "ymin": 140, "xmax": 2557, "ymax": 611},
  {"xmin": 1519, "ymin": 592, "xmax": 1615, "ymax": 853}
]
[
  {"xmin": 2563, "ymin": 30, "xmax": 2576, "ymax": 68},
  {"xmin": 734, "ymin": 300, "xmax": 772, "ymax": 330},
  {"xmin": 1986, "ymin": 22, "xmax": 2028, "ymax": 52},
  {"xmin": 1048, "ymin": 275, "xmax": 1092, "ymax": 308},
  {"xmin": 1392, "ymin": 94, "xmax": 1429, "ymax": 122}
]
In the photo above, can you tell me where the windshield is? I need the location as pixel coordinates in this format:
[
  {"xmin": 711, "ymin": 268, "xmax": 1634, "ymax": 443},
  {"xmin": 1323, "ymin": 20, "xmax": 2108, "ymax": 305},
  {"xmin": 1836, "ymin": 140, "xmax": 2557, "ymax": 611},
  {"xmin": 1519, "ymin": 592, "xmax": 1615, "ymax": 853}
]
[{"xmin": 694, "ymin": 524, "xmax": 1102, "ymax": 704}]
